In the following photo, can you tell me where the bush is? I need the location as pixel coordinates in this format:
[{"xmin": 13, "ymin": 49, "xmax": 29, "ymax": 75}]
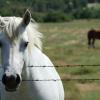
[
  {"xmin": 79, "ymin": 8, "xmax": 93, "ymax": 19},
  {"xmin": 75, "ymin": 7, "xmax": 100, "ymax": 19},
  {"xmin": 44, "ymin": 11, "xmax": 73, "ymax": 22},
  {"xmin": 73, "ymin": 7, "xmax": 92, "ymax": 19},
  {"xmin": 32, "ymin": 12, "xmax": 46, "ymax": 22},
  {"xmin": 92, "ymin": 9, "xmax": 100, "ymax": 18}
]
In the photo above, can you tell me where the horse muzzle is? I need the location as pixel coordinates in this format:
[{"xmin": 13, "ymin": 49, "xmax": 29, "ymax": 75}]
[{"xmin": 2, "ymin": 73, "xmax": 21, "ymax": 92}]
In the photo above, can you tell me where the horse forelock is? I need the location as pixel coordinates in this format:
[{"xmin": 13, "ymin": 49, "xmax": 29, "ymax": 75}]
[
  {"xmin": 0, "ymin": 16, "xmax": 43, "ymax": 50},
  {"xmin": 0, "ymin": 16, "xmax": 19, "ymax": 38}
]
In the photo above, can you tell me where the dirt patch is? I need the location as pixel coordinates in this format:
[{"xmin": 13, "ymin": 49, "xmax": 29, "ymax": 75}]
[{"xmin": 76, "ymin": 83, "xmax": 100, "ymax": 92}]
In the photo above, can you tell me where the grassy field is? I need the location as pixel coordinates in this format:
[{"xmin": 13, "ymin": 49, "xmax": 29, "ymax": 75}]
[{"xmin": 39, "ymin": 19, "xmax": 100, "ymax": 100}]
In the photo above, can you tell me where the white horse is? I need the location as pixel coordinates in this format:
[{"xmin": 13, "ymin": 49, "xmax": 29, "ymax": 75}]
[{"xmin": 0, "ymin": 10, "xmax": 64, "ymax": 100}]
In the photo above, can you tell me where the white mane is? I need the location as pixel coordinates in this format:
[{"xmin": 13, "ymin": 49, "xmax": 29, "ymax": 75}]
[{"xmin": 0, "ymin": 16, "xmax": 43, "ymax": 50}]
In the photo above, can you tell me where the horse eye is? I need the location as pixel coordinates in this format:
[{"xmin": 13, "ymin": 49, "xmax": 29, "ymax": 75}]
[{"xmin": 24, "ymin": 42, "xmax": 29, "ymax": 47}]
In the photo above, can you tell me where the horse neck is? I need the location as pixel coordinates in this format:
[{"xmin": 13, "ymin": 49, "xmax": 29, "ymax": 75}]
[
  {"xmin": 27, "ymin": 46, "xmax": 43, "ymax": 66},
  {"xmin": 22, "ymin": 46, "xmax": 44, "ymax": 79},
  {"xmin": 22, "ymin": 46, "xmax": 55, "ymax": 80}
]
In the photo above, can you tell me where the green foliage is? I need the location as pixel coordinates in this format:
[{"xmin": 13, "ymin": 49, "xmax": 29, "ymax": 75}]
[
  {"xmin": 0, "ymin": 0, "xmax": 88, "ymax": 22},
  {"xmin": 73, "ymin": 7, "xmax": 93, "ymax": 19},
  {"xmin": 44, "ymin": 11, "xmax": 73, "ymax": 22},
  {"xmin": 92, "ymin": 9, "xmax": 100, "ymax": 18},
  {"xmin": 1, "ymin": 0, "xmax": 100, "ymax": 22},
  {"xmin": 32, "ymin": 12, "xmax": 46, "ymax": 22}
]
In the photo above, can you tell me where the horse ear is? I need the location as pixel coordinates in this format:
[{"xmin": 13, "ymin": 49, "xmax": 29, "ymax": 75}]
[{"xmin": 22, "ymin": 9, "xmax": 31, "ymax": 27}]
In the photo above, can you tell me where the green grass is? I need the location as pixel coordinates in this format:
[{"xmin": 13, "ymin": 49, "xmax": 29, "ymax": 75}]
[
  {"xmin": 64, "ymin": 81, "xmax": 81, "ymax": 100},
  {"xmin": 39, "ymin": 19, "xmax": 100, "ymax": 100},
  {"xmin": 81, "ymin": 91, "xmax": 100, "ymax": 100}
]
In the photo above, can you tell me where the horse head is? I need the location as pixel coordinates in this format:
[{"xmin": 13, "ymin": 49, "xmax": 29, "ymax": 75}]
[{"xmin": 0, "ymin": 10, "xmax": 31, "ymax": 92}]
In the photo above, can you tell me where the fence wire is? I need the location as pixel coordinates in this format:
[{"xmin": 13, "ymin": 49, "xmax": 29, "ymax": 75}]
[
  {"xmin": 0, "ymin": 78, "xmax": 100, "ymax": 82},
  {"xmin": 27, "ymin": 64, "xmax": 100, "ymax": 67},
  {"xmin": 0, "ymin": 64, "xmax": 100, "ymax": 81},
  {"xmin": 20, "ymin": 78, "xmax": 100, "ymax": 82},
  {"xmin": 0, "ymin": 64, "xmax": 100, "ymax": 68}
]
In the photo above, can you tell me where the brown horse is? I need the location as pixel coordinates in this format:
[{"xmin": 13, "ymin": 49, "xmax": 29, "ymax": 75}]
[{"xmin": 88, "ymin": 29, "xmax": 100, "ymax": 48}]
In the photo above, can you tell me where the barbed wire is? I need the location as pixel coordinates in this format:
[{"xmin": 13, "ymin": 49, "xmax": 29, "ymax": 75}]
[
  {"xmin": 28, "ymin": 64, "xmax": 100, "ymax": 67},
  {"xmin": 22, "ymin": 78, "xmax": 100, "ymax": 81},
  {"xmin": 0, "ymin": 65, "xmax": 100, "ymax": 82},
  {"xmin": 0, "ymin": 64, "xmax": 100, "ymax": 68},
  {"xmin": 0, "ymin": 78, "xmax": 100, "ymax": 82}
]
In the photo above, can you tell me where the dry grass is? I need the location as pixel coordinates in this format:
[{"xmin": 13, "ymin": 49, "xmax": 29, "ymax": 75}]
[{"xmin": 76, "ymin": 83, "xmax": 100, "ymax": 92}]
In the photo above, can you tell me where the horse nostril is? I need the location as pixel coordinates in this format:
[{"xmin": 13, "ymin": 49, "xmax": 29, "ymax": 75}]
[
  {"xmin": 2, "ymin": 74, "xmax": 7, "ymax": 85},
  {"xmin": 16, "ymin": 74, "xmax": 21, "ymax": 84}
]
